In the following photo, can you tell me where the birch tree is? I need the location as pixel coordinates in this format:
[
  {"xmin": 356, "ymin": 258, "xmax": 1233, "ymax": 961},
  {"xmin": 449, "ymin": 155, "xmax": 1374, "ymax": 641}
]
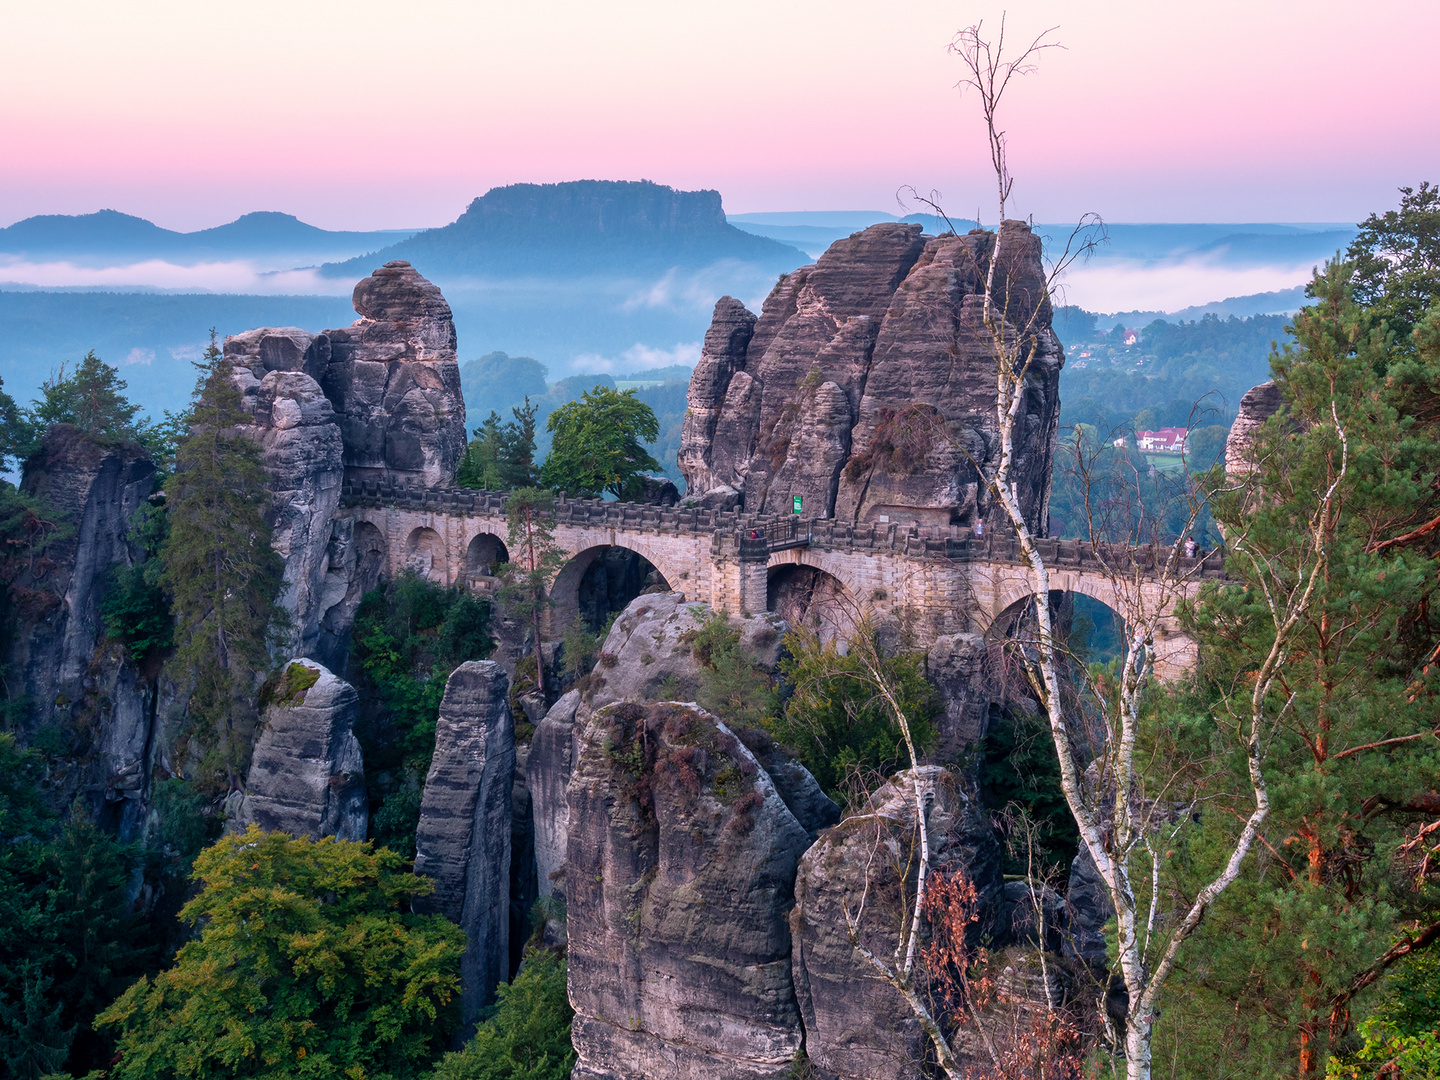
[{"xmin": 940, "ymin": 17, "xmax": 1341, "ymax": 1078}]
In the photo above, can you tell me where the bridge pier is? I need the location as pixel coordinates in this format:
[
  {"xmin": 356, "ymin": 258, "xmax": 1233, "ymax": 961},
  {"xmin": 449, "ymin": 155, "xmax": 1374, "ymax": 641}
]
[{"xmin": 334, "ymin": 481, "xmax": 1224, "ymax": 680}]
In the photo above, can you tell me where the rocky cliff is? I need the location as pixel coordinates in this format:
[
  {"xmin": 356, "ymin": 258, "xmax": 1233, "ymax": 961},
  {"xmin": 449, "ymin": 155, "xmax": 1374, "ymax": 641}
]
[
  {"xmin": 526, "ymin": 592, "xmax": 796, "ymax": 902},
  {"xmin": 679, "ymin": 221, "xmax": 1063, "ymax": 532},
  {"xmin": 566, "ymin": 700, "xmax": 812, "ymax": 1080},
  {"xmin": 790, "ymin": 767, "xmax": 1003, "ymax": 1080},
  {"xmin": 6, "ymin": 425, "xmax": 160, "ymax": 835},
  {"xmin": 224, "ymin": 261, "xmax": 467, "ymax": 662},
  {"xmin": 1225, "ymin": 379, "xmax": 1286, "ymax": 476},
  {"xmin": 238, "ymin": 660, "xmax": 368, "ymax": 842},
  {"xmin": 413, "ymin": 661, "xmax": 515, "ymax": 1029}
]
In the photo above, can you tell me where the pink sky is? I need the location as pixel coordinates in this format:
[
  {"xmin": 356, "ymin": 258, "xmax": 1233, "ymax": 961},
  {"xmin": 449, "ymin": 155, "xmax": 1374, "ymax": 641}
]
[{"xmin": 3, "ymin": 0, "xmax": 1437, "ymax": 231}]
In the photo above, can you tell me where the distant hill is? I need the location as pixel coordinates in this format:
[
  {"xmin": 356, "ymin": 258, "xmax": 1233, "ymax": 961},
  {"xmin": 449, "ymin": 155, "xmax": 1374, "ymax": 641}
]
[
  {"xmin": 0, "ymin": 210, "xmax": 417, "ymax": 266},
  {"xmin": 323, "ymin": 181, "xmax": 808, "ymax": 278}
]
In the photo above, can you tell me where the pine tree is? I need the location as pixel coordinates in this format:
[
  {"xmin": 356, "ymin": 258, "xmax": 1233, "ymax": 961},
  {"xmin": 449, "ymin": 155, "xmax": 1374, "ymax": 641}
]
[
  {"xmin": 161, "ymin": 333, "xmax": 284, "ymax": 783},
  {"xmin": 497, "ymin": 488, "xmax": 567, "ymax": 698},
  {"xmin": 457, "ymin": 398, "xmax": 540, "ymax": 492},
  {"xmin": 29, "ymin": 349, "xmax": 140, "ymax": 445},
  {"xmin": 1168, "ymin": 261, "xmax": 1440, "ymax": 1077}
]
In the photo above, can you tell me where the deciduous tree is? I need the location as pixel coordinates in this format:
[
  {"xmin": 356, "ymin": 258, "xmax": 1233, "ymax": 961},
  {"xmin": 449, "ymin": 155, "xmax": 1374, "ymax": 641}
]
[
  {"xmin": 539, "ymin": 387, "xmax": 660, "ymax": 499},
  {"xmin": 97, "ymin": 826, "xmax": 465, "ymax": 1080}
]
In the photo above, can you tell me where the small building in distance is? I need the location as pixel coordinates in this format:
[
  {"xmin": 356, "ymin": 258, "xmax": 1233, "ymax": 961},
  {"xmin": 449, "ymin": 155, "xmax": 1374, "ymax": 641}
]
[{"xmin": 1130, "ymin": 427, "xmax": 1191, "ymax": 453}]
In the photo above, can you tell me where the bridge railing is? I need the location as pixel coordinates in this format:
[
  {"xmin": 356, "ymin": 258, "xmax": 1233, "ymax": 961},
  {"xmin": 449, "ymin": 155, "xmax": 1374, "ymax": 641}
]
[{"xmin": 341, "ymin": 480, "xmax": 1226, "ymax": 580}]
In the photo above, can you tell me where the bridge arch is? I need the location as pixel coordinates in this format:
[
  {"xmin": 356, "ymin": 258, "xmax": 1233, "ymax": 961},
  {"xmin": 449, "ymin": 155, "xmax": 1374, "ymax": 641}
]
[
  {"xmin": 766, "ymin": 549, "xmax": 864, "ymax": 641},
  {"xmin": 465, "ymin": 532, "xmax": 508, "ymax": 580},
  {"xmin": 549, "ymin": 541, "xmax": 680, "ymax": 634},
  {"xmin": 981, "ymin": 569, "xmax": 1197, "ymax": 679},
  {"xmin": 405, "ymin": 526, "xmax": 445, "ymax": 582}
]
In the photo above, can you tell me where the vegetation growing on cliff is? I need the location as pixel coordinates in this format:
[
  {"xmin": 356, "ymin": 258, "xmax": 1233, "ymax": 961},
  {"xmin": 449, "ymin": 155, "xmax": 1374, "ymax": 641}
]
[
  {"xmin": 0, "ymin": 735, "xmax": 155, "ymax": 1079},
  {"xmin": 97, "ymin": 827, "xmax": 465, "ymax": 1080},
  {"xmin": 430, "ymin": 948, "xmax": 574, "ymax": 1080},
  {"xmin": 161, "ymin": 335, "xmax": 285, "ymax": 786},
  {"xmin": 351, "ymin": 572, "xmax": 494, "ymax": 858}
]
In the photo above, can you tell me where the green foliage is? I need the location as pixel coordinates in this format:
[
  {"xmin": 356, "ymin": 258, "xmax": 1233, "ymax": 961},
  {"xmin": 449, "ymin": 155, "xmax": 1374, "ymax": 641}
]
[
  {"xmin": 28, "ymin": 350, "xmax": 141, "ymax": 449},
  {"xmin": 981, "ymin": 702, "xmax": 1079, "ymax": 875},
  {"xmin": 429, "ymin": 950, "xmax": 575, "ymax": 1080},
  {"xmin": 770, "ymin": 625, "xmax": 937, "ymax": 805},
  {"xmin": 691, "ymin": 613, "xmax": 778, "ymax": 729},
  {"xmin": 1347, "ymin": 180, "xmax": 1440, "ymax": 341},
  {"xmin": 351, "ymin": 573, "xmax": 494, "ymax": 858},
  {"xmin": 497, "ymin": 488, "xmax": 568, "ymax": 697},
  {"xmin": 97, "ymin": 826, "xmax": 465, "ymax": 1080},
  {"xmin": 559, "ymin": 617, "xmax": 599, "ymax": 686},
  {"xmin": 457, "ymin": 399, "xmax": 540, "ymax": 491},
  {"xmin": 0, "ymin": 376, "xmax": 33, "ymax": 474},
  {"xmin": 100, "ymin": 560, "xmax": 172, "ymax": 663},
  {"xmin": 1329, "ymin": 950, "xmax": 1440, "ymax": 1078},
  {"xmin": 161, "ymin": 334, "xmax": 285, "ymax": 782},
  {"xmin": 0, "ymin": 737, "xmax": 153, "ymax": 1079},
  {"xmin": 539, "ymin": 387, "xmax": 661, "ymax": 499},
  {"xmin": 1156, "ymin": 259, "xmax": 1440, "ymax": 1075}
]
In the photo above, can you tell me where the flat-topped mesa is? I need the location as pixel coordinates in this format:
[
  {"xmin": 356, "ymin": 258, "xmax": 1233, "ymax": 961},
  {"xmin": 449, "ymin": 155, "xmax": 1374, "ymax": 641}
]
[{"xmin": 679, "ymin": 221, "xmax": 1063, "ymax": 533}]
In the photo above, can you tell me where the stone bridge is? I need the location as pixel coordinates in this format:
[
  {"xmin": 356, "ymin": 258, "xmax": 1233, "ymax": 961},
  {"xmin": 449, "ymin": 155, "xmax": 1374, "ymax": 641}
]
[{"xmin": 339, "ymin": 479, "xmax": 1227, "ymax": 679}]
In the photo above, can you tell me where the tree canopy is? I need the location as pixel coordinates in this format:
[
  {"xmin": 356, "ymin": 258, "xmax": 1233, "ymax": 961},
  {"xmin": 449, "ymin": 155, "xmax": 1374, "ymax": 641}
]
[
  {"xmin": 457, "ymin": 398, "xmax": 540, "ymax": 491},
  {"xmin": 161, "ymin": 336, "xmax": 285, "ymax": 786},
  {"xmin": 539, "ymin": 387, "xmax": 660, "ymax": 499},
  {"xmin": 97, "ymin": 827, "xmax": 466, "ymax": 1080}
]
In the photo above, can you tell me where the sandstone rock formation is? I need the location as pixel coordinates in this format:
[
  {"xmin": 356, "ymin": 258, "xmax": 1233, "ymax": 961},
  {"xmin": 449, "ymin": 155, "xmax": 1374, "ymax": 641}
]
[
  {"xmin": 322, "ymin": 260, "xmax": 466, "ymax": 487},
  {"xmin": 567, "ymin": 700, "xmax": 811, "ymax": 1080},
  {"xmin": 925, "ymin": 632, "xmax": 999, "ymax": 763},
  {"xmin": 679, "ymin": 221, "xmax": 1063, "ymax": 532},
  {"xmin": 1225, "ymin": 379, "xmax": 1286, "ymax": 476},
  {"xmin": 226, "ymin": 350, "xmax": 346, "ymax": 659},
  {"xmin": 240, "ymin": 660, "xmax": 368, "ymax": 842},
  {"xmin": 6, "ymin": 425, "xmax": 159, "ymax": 834},
  {"xmin": 790, "ymin": 767, "xmax": 1003, "ymax": 1080},
  {"xmin": 223, "ymin": 261, "xmax": 467, "ymax": 661},
  {"xmin": 413, "ymin": 660, "xmax": 515, "ymax": 1027},
  {"xmin": 527, "ymin": 593, "xmax": 802, "ymax": 905},
  {"xmin": 529, "ymin": 690, "xmax": 580, "ymax": 900}
]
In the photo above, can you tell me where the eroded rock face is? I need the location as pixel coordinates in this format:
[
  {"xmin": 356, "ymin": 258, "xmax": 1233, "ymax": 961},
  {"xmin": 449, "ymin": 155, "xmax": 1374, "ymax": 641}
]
[
  {"xmin": 1225, "ymin": 380, "xmax": 1286, "ymax": 476},
  {"xmin": 322, "ymin": 260, "xmax": 466, "ymax": 487},
  {"xmin": 7, "ymin": 425, "xmax": 159, "ymax": 835},
  {"xmin": 527, "ymin": 593, "xmax": 803, "ymax": 904},
  {"xmin": 528, "ymin": 690, "xmax": 580, "ymax": 900},
  {"xmin": 567, "ymin": 701, "xmax": 811, "ymax": 1080},
  {"xmin": 413, "ymin": 660, "xmax": 515, "ymax": 1028},
  {"xmin": 586, "ymin": 591, "xmax": 788, "ymax": 708},
  {"xmin": 925, "ymin": 632, "xmax": 997, "ymax": 764},
  {"xmin": 679, "ymin": 222, "xmax": 1062, "ymax": 533},
  {"xmin": 240, "ymin": 660, "xmax": 368, "ymax": 842},
  {"xmin": 229, "ymin": 364, "xmax": 346, "ymax": 659},
  {"xmin": 790, "ymin": 767, "xmax": 1003, "ymax": 1080}
]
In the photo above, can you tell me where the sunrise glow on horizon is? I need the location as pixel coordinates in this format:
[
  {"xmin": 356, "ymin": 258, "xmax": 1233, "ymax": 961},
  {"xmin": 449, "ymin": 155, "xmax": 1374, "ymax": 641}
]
[{"xmin": 4, "ymin": 0, "xmax": 1438, "ymax": 232}]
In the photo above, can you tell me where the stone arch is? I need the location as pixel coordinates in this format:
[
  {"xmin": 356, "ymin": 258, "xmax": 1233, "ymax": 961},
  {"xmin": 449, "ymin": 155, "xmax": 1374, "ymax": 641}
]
[
  {"xmin": 352, "ymin": 520, "xmax": 388, "ymax": 595},
  {"xmin": 405, "ymin": 526, "xmax": 445, "ymax": 583},
  {"xmin": 550, "ymin": 543, "xmax": 675, "ymax": 634},
  {"xmin": 465, "ymin": 532, "xmax": 509, "ymax": 579},
  {"xmin": 766, "ymin": 562, "xmax": 858, "ymax": 642},
  {"xmin": 982, "ymin": 572, "xmax": 1197, "ymax": 678}
]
